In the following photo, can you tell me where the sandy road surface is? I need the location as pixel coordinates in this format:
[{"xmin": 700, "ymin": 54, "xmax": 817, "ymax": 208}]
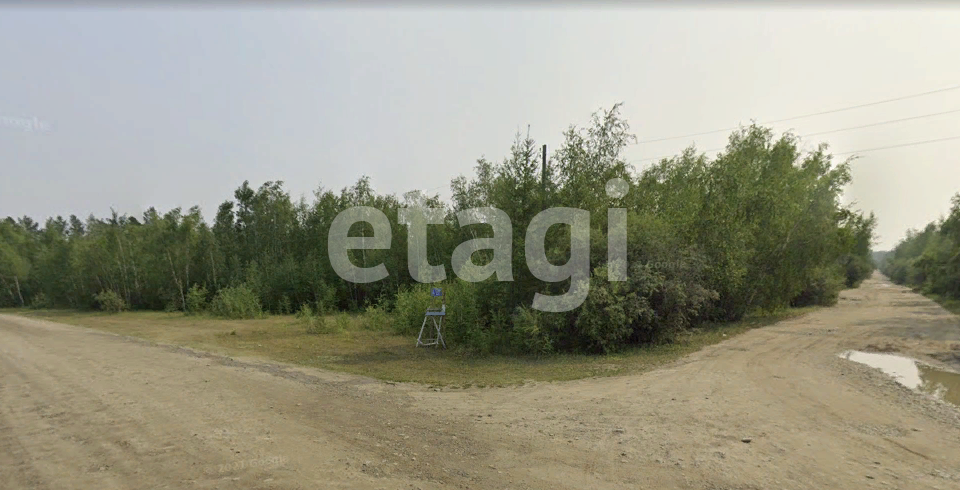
[{"xmin": 2, "ymin": 273, "xmax": 959, "ymax": 489}]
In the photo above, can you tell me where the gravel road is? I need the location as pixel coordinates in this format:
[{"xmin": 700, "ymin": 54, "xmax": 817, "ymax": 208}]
[{"xmin": 2, "ymin": 273, "xmax": 959, "ymax": 489}]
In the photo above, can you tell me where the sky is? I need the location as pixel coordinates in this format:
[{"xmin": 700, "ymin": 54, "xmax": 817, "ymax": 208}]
[{"xmin": 2, "ymin": 6, "xmax": 959, "ymax": 250}]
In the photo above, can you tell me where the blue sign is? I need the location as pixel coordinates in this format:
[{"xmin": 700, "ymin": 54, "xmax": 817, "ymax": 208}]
[{"xmin": 431, "ymin": 288, "xmax": 443, "ymax": 297}]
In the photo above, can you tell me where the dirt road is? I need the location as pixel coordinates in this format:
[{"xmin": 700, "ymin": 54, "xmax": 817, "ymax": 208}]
[{"xmin": 2, "ymin": 273, "xmax": 959, "ymax": 489}]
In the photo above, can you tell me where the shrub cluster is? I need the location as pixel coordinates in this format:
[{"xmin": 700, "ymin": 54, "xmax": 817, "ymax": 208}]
[
  {"xmin": 208, "ymin": 284, "xmax": 262, "ymax": 319},
  {"xmin": 881, "ymin": 193, "xmax": 960, "ymax": 300},
  {"xmin": 0, "ymin": 104, "xmax": 877, "ymax": 354}
]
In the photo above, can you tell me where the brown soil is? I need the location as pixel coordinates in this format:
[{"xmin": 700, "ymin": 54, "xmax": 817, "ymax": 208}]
[{"xmin": 2, "ymin": 272, "xmax": 959, "ymax": 489}]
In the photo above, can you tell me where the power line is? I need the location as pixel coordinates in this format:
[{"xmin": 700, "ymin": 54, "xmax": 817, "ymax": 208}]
[
  {"xmin": 632, "ymin": 134, "xmax": 960, "ymax": 165},
  {"xmin": 427, "ymin": 113, "xmax": 960, "ymax": 191},
  {"xmin": 801, "ymin": 108, "xmax": 960, "ymax": 138},
  {"xmin": 637, "ymin": 83, "xmax": 960, "ymax": 144},
  {"xmin": 633, "ymin": 108, "xmax": 960, "ymax": 163},
  {"xmin": 835, "ymin": 135, "xmax": 960, "ymax": 156}
]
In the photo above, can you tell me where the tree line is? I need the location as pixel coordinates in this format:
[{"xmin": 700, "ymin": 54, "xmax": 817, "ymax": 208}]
[
  {"xmin": 0, "ymin": 104, "xmax": 877, "ymax": 354},
  {"xmin": 880, "ymin": 193, "xmax": 960, "ymax": 300}
]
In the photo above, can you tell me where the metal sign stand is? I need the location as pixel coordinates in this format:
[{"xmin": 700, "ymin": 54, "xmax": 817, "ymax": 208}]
[{"xmin": 417, "ymin": 288, "xmax": 446, "ymax": 348}]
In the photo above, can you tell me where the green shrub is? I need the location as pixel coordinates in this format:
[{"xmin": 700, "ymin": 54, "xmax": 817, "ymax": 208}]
[
  {"xmin": 334, "ymin": 312, "xmax": 352, "ymax": 332},
  {"xmin": 362, "ymin": 304, "xmax": 392, "ymax": 331},
  {"xmin": 209, "ymin": 284, "xmax": 262, "ymax": 319},
  {"xmin": 94, "ymin": 290, "xmax": 127, "ymax": 313},
  {"xmin": 299, "ymin": 304, "xmax": 334, "ymax": 335},
  {"xmin": 298, "ymin": 303, "xmax": 349, "ymax": 335},
  {"xmin": 295, "ymin": 302, "xmax": 314, "ymax": 320},
  {"xmin": 298, "ymin": 303, "xmax": 319, "ymax": 333},
  {"xmin": 573, "ymin": 271, "xmax": 643, "ymax": 353},
  {"xmin": 278, "ymin": 295, "xmax": 292, "ymax": 315},
  {"xmin": 29, "ymin": 292, "xmax": 51, "ymax": 309},
  {"xmin": 314, "ymin": 282, "xmax": 336, "ymax": 315},
  {"xmin": 791, "ymin": 266, "xmax": 844, "ymax": 307},
  {"xmin": 185, "ymin": 284, "xmax": 209, "ymax": 315},
  {"xmin": 304, "ymin": 316, "xmax": 330, "ymax": 334},
  {"xmin": 840, "ymin": 254, "xmax": 874, "ymax": 288},
  {"xmin": 393, "ymin": 279, "xmax": 486, "ymax": 351},
  {"xmin": 511, "ymin": 307, "xmax": 554, "ymax": 356},
  {"xmin": 393, "ymin": 285, "xmax": 433, "ymax": 335}
]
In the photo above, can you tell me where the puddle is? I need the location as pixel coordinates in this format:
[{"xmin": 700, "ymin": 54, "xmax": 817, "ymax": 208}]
[{"xmin": 839, "ymin": 350, "xmax": 960, "ymax": 408}]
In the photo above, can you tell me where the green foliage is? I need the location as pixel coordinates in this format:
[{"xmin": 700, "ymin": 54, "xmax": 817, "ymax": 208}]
[
  {"xmin": 840, "ymin": 254, "xmax": 874, "ymax": 288},
  {"xmin": 362, "ymin": 303, "xmax": 392, "ymax": 331},
  {"xmin": 278, "ymin": 294, "xmax": 292, "ymax": 315},
  {"xmin": 882, "ymin": 193, "xmax": 960, "ymax": 301},
  {"xmin": 185, "ymin": 284, "xmax": 209, "ymax": 315},
  {"xmin": 295, "ymin": 302, "xmax": 314, "ymax": 320},
  {"xmin": 334, "ymin": 313, "xmax": 352, "ymax": 332},
  {"xmin": 394, "ymin": 279, "xmax": 487, "ymax": 351},
  {"xmin": 298, "ymin": 303, "xmax": 334, "ymax": 335},
  {"xmin": 29, "ymin": 291, "xmax": 50, "ymax": 309},
  {"xmin": 94, "ymin": 290, "xmax": 127, "ymax": 313},
  {"xmin": 314, "ymin": 282, "xmax": 336, "ymax": 315},
  {"xmin": 393, "ymin": 285, "xmax": 432, "ymax": 335},
  {"xmin": 791, "ymin": 266, "xmax": 845, "ymax": 307},
  {"xmin": 872, "ymin": 250, "xmax": 892, "ymax": 269},
  {"xmin": 209, "ymin": 284, "xmax": 262, "ymax": 319},
  {"xmin": 0, "ymin": 104, "xmax": 880, "ymax": 356},
  {"xmin": 574, "ymin": 270, "xmax": 647, "ymax": 353},
  {"xmin": 511, "ymin": 307, "xmax": 555, "ymax": 356}
]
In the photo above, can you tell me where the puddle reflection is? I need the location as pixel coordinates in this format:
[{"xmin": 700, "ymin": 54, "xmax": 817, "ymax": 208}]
[{"xmin": 840, "ymin": 350, "xmax": 960, "ymax": 408}]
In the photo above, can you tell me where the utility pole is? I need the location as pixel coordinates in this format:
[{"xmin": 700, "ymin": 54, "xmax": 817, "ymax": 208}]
[{"xmin": 541, "ymin": 144, "xmax": 547, "ymax": 211}]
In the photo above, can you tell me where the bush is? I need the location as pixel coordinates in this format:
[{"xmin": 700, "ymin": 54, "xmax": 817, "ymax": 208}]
[
  {"xmin": 209, "ymin": 284, "xmax": 262, "ymax": 319},
  {"xmin": 573, "ymin": 270, "xmax": 646, "ymax": 353},
  {"xmin": 840, "ymin": 254, "xmax": 874, "ymax": 288},
  {"xmin": 362, "ymin": 303, "xmax": 392, "ymax": 331},
  {"xmin": 278, "ymin": 294, "xmax": 292, "ymax": 315},
  {"xmin": 94, "ymin": 290, "xmax": 127, "ymax": 313},
  {"xmin": 393, "ymin": 279, "xmax": 486, "ymax": 351},
  {"xmin": 297, "ymin": 303, "xmax": 350, "ymax": 334},
  {"xmin": 313, "ymin": 282, "xmax": 336, "ymax": 315},
  {"xmin": 29, "ymin": 292, "xmax": 51, "ymax": 310},
  {"xmin": 298, "ymin": 303, "xmax": 328, "ymax": 334},
  {"xmin": 185, "ymin": 284, "xmax": 209, "ymax": 315},
  {"xmin": 393, "ymin": 286, "xmax": 433, "ymax": 335},
  {"xmin": 791, "ymin": 266, "xmax": 844, "ymax": 307},
  {"xmin": 511, "ymin": 307, "xmax": 554, "ymax": 356},
  {"xmin": 295, "ymin": 302, "xmax": 314, "ymax": 320},
  {"xmin": 334, "ymin": 312, "xmax": 352, "ymax": 332},
  {"xmin": 304, "ymin": 315, "xmax": 330, "ymax": 335}
]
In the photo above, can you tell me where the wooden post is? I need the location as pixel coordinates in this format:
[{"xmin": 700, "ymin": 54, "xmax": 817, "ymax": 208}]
[{"xmin": 541, "ymin": 144, "xmax": 547, "ymax": 211}]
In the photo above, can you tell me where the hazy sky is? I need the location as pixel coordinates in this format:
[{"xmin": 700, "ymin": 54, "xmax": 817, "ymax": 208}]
[{"xmin": 2, "ymin": 6, "xmax": 959, "ymax": 250}]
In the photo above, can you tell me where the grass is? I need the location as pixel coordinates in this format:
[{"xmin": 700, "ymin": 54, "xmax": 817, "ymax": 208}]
[
  {"xmin": 914, "ymin": 290, "xmax": 960, "ymax": 316},
  {"xmin": 1, "ymin": 306, "xmax": 814, "ymax": 387}
]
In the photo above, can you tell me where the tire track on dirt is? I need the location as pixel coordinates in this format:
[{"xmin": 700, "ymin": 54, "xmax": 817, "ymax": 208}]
[{"xmin": 3, "ymin": 273, "xmax": 960, "ymax": 489}]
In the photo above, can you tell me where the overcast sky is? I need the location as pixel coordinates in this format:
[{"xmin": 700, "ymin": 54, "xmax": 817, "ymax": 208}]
[{"xmin": 2, "ymin": 6, "xmax": 959, "ymax": 250}]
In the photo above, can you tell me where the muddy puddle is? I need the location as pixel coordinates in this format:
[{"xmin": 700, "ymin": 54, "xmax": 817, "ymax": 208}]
[{"xmin": 840, "ymin": 350, "xmax": 960, "ymax": 408}]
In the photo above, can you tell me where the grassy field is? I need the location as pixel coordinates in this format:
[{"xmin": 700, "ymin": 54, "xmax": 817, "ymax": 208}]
[{"xmin": 2, "ymin": 307, "xmax": 814, "ymax": 387}]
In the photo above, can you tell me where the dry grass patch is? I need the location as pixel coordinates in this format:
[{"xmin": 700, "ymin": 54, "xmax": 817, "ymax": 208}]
[{"xmin": 5, "ymin": 307, "xmax": 814, "ymax": 387}]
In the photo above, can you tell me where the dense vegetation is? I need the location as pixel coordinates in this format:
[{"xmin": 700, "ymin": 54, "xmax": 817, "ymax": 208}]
[
  {"xmin": 0, "ymin": 104, "xmax": 876, "ymax": 354},
  {"xmin": 880, "ymin": 193, "xmax": 960, "ymax": 301},
  {"xmin": 872, "ymin": 250, "xmax": 892, "ymax": 269}
]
